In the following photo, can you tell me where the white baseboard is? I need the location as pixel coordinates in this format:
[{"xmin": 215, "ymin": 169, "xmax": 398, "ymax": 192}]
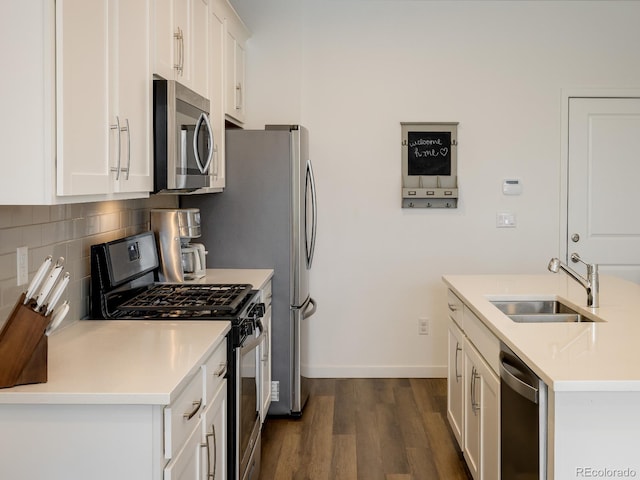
[{"xmin": 301, "ymin": 364, "xmax": 447, "ymax": 378}]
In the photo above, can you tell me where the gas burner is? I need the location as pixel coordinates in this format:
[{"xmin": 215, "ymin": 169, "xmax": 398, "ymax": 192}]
[{"xmin": 117, "ymin": 283, "xmax": 253, "ymax": 313}]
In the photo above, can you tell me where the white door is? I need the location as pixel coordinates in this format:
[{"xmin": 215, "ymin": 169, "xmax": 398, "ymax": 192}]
[{"xmin": 567, "ymin": 97, "xmax": 640, "ymax": 283}]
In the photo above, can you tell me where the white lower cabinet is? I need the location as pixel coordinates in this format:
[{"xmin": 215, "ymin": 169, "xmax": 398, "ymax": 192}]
[
  {"xmin": 463, "ymin": 340, "xmax": 500, "ymax": 480},
  {"xmin": 164, "ymin": 417, "xmax": 204, "ymax": 480},
  {"xmin": 0, "ymin": 336, "xmax": 227, "ymax": 480},
  {"xmin": 446, "ymin": 290, "xmax": 500, "ymax": 480},
  {"xmin": 447, "ymin": 318, "xmax": 464, "ymax": 449},
  {"xmin": 259, "ymin": 280, "xmax": 273, "ymax": 423},
  {"xmin": 200, "ymin": 379, "xmax": 227, "ymax": 480}
]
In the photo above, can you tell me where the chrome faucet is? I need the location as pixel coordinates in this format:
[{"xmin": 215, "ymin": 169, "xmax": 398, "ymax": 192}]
[{"xmin": 548, "ymin": 253, "xmax": 599, "ymax": 308}]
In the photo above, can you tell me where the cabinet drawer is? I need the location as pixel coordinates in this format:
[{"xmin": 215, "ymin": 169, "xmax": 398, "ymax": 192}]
[
  {"xmin": 164, "ymin": 371, "xmax": 204, "ymax": 460},
  {"xmin": 204, "ymin": 338, "xmax": 228, "ymax": 406},
  {"xmin": 261, "ymin": 281, "xmax": 272, "ymax": 308},
  {"xmin": 163, "ymin": 415, "xmax": 203, "ymax": 480},
  {"xmin": 463, "ymin": 306, "xmax": 500, "ymax": 375},
  {"xmin": 447, "ymin": 290, "xmax": 464, "ymax": 329}
]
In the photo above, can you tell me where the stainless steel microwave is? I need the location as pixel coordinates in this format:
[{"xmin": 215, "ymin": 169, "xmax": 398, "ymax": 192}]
[{"xmin": 153, "ymin": 80, "xmax": 214, "ymax": 193}]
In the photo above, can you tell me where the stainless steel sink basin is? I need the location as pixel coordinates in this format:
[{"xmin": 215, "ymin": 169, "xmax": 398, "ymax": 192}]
[{"xmin": 490, "ymin": 300, "xmax": 602, "ymax": 323}]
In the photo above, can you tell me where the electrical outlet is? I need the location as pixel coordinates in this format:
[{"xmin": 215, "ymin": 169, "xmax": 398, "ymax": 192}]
[
  {"xmin": 418, "ymin": 317, "xmax": 429, "ymax": 335},
  {"xmin": 17, "ymin": 246, "xmax": 28, "ymax": 286},
  {"xmin": 271, "ymin": 381, "xmax": 279, "ymax": 401}
]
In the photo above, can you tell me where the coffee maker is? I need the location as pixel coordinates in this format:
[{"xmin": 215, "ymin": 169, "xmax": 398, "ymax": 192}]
[{"xmin": 150, "ymin": 208, "xmax": 207, "ymax": 282}]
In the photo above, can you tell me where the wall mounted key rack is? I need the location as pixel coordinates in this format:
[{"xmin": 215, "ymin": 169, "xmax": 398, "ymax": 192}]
[{"xmin": 401, "ymin": 122, "xmax": 459, "ymax": 208}]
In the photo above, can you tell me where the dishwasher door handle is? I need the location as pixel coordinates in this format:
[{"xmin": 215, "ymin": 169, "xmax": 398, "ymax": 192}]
[{"xmin": 500, "ymin": 357, "xmax": 539, "ymax": 404}]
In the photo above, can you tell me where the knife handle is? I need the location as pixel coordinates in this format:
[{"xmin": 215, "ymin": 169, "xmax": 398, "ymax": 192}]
[
  {"xmin": 24, "ymin": 256, "xmax": 52, "ymax": 304},
  {"xmin": 35, "ymin": 259, "xmax": 64, "ymax": 311},
  {"xmin": 44, "ymin": 272, "xmax": 70, "ymax": 316}
]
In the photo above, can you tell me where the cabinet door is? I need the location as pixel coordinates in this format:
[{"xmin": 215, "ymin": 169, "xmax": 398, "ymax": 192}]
[
  {"xmin": 209, "ymin": 6, "xmax": 225, "ymax": 190},
  {"xmin": 260, "ymin": 304, "xmax": 272, "ymax": 423},
  {"xmin": 190, "ymin": 0, "xmax": 209, "ymax": 98},
  {"xmin": 201, "ymin": 380, "xmax": 227, "ymax": 480},
  {"xmin": 447, "ymin": 319, "xmax": 464, "ymax": 449},
  {"xmin": 464, "ymin": 340, "xmax": 500, "ymax": 480},
  {"xmin": 224, "ymin": 27, "xmax": 246, "ymax": 124},
  {"xmin": 56, "ymin": 0, "xmax": 111, "ymax": 196},
  {"xmin": 111, "ymin": 0, "xmax": 152, "ymax": 194},
  {"xmin": 479, "ymin": 359, "xmax": 500, "ymax": 480},
  {"xmin": 164, "ymin": 417, "xmax": 203, "ymax": 480},
  {"xmin": 464, "ymin": 345, "xmax": 481, "ymax": 480}
]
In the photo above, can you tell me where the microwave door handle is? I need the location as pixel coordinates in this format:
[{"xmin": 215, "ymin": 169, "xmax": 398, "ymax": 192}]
[{"xmin": 193, "ymin": 113, "xmax": 213, "ymax": 174}]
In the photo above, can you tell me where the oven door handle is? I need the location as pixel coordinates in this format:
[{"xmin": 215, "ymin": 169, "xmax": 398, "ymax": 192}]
[{"xmin": 240, "ymin": 329, "xmax": 267, "ymax": 355}]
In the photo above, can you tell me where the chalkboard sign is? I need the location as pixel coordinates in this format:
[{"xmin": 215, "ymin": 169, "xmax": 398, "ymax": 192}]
[{"xmin": 407, "ymin": 131, "xmax": 451, "ymax": 176}]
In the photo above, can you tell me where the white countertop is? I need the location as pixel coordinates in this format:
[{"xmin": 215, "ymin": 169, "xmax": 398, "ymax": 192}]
[
  {"xmin": 0, "ymin": 268, "xmax": 272, "ymax": 405},
  {"xmin": 443, "ymin": 274, "xmax": 640, "ymax": 392},
  {"xmin": 193, "ymin": 268, "xmax": 273, "ymax": 291},
  {"xmin": 0, "ymin": 320, "xmax": 230, "ymax": 405}
]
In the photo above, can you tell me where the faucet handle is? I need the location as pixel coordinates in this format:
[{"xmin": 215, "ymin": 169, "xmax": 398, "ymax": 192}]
[
  {"xmin": 571, "ymin": 252, "xmax": 589, "ymax": 266},
  {"xmin": 571, "ymin": 252, "xmax": 599, "ymax": 274}
]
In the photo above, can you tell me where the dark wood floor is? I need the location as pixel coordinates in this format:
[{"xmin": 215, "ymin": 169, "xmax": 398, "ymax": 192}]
[{"xmin": 258, "ymin": 378, "xmax": 472, "ymax": 480}]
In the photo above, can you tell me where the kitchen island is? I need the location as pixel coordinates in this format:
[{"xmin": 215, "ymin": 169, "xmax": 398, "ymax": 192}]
[{"xmin": 444, "ymin": 273, "xmax": 640, "ymax": 480}]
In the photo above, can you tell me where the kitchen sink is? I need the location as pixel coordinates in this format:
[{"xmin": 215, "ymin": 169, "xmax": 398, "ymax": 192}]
[{"xmin": 490, "ymin": 300, "xmax": 602, "ymax": 323}]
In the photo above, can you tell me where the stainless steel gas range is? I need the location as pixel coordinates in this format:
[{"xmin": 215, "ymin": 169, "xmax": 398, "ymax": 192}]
[{"xmin": 90, "ymin": 231, "xmax": 264, "ymax": 480}]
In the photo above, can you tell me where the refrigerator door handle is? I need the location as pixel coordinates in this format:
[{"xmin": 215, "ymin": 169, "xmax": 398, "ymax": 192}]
[
  {"xmin": 305, "ymin": 159, "xmax": 318, "ymax": 268},
  {"xmin": 303, "ymin": 297, "xmax": 317, "ymax": 319}
]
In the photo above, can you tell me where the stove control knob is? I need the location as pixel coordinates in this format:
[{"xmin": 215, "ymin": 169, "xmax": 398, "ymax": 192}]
[{"xmin": 251, "ymin": 303, "xmax": 265, "ymax": 318}]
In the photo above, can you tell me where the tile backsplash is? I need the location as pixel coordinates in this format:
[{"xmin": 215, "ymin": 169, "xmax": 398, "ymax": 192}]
[{"xmin": 0, "ymin": 196, "xmax": 178, "ymax": 329}]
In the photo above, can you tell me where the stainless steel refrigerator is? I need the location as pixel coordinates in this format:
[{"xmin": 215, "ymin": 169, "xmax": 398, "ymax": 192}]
[{"xmin": 183, "ymin": 125, "xmax": 317, "ymax": 416}]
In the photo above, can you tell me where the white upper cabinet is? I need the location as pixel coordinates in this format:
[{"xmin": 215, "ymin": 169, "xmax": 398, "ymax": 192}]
[
  {"xmin": 55, "ymin": 0, "xmax": 111, "ymax": 197},
  {"xmin": 222, "ymin": 4, "xmax": 249, "ymax": 125},
  {"xmin": 154, "ymin": 0, "xmax": 209, "ymax": 98},
  {"xmin": 110, "ymin": 0, "xmax": 153, "ymax": 194},
  {"xmin": 209, "ymin": 5, "xmax": 226, "ymax": 190},
  {"xmin": 0, "ymin": 0, "xmax": 152, "ymax": 205}
]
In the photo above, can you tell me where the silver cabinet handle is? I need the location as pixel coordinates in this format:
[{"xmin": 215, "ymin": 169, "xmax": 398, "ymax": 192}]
[
  {"xmin": 448, "ymin": 302, "xmax": 459, "ymax": 312},
  {"xmin": 174, "ymin": 27, "xmax": 184, "ymax": 74},
  {"xmin": 110, "ymin": 116, "xmax": 121, "ymax": 180},
  {"xmin": 122, "ymin": 118, "xmax": 131, "ymax": 180},
  {"xmin": 204, "ymin": 422, "xmax": 217, "ymax": 479},
  {"xmin": 470, "ymin": 366, "xmax": 480, "ymax": 414},
  {"xmin": 261, "ymin": 328, "xmax": 269, "ymax": 362},
  {"xmin": 235, "ymin": 82, "xmax": 242, "ymax": 110},
  {"xmin": 213, "ymin": 363, "xmax": 226, "ymax": 378},
  {"xmin": 183, "ymin": 399, "xmax": 202, "ymax": 420},
  {"xmin": 454, "ymin": 342, "xmax": 462, "ymax": 382}
]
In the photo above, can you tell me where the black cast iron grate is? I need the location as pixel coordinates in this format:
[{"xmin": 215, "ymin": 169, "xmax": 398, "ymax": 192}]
[{"xmin": 117, "ymin": 283, "xmax": 253, "ymax": 313}]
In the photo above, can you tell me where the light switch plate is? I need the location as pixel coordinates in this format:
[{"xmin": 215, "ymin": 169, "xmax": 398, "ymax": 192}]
[
  {"xmin": 497, "ymin": 212, "xmax": 516, "ymax": 228},
  {"xmin": 17, "ymin": 246, "xmax": 28, "ymax": 285}
]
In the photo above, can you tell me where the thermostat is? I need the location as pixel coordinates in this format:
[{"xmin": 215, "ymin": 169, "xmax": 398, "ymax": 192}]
[{"xmin": 502, "ymin": 179, "xmax": 522, "ymax": 195}]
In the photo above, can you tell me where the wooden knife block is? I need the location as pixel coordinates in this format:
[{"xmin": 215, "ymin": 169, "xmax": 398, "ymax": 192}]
[{"xmin": 0, "ymin": 293, "xmax": 49, "ymax": 388}]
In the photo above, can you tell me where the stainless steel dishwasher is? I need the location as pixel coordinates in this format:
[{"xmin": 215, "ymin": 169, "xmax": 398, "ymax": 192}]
[{"xmin": 500, "ymin": 342, "xmax": 548, "ymax": 480}]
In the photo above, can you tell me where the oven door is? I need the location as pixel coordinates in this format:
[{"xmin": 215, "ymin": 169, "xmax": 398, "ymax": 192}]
[{"xmin": 238, "ymin": 327, "xmax": 265, "ymax": 480}]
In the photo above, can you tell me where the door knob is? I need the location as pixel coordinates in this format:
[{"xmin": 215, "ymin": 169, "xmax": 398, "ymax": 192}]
[{"xmin": 571, "ymin": 233, "xmax": 580, "ymax": 243}]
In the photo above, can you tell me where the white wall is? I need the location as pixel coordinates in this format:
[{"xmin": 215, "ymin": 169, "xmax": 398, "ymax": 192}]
[{"xmin": 231, "ymin": 0, "xmax": 640, "ymax": 377}]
